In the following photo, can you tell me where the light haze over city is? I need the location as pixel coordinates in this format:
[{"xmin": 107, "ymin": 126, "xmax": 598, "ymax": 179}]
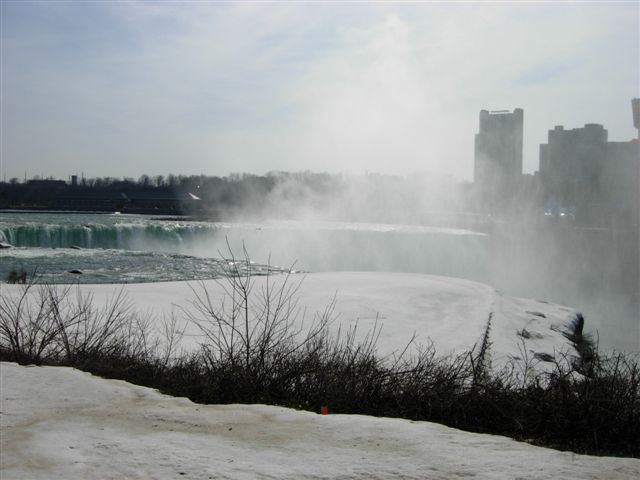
[{"xmin": 1, "ymin": 1, "xmax": 638, "ymax": 181}]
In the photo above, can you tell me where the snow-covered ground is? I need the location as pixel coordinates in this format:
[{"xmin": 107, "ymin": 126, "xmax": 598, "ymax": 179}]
[
  {"xmin": 53, "ymin": 272, "xmax": 579, "ymax": 368},
  {"xmin": 2, "ymin": 273, "xmax": 636, "ymax": 479},
  {"xmin": 2, "ymin": 362, "xmax": 638, "ymax": 480}
]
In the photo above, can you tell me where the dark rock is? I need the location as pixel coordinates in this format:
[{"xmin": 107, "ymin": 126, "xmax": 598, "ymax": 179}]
[
  {"xmin": 518, "ymin": 328, "xmax": 532, "ymax": 339},
  {"xmin": 534, "ymin": 352, "xmax": 555, "ymax": 362},
  {"xmin": 518, "ymin": 328, "xmax": 544, "ymax": 340}
]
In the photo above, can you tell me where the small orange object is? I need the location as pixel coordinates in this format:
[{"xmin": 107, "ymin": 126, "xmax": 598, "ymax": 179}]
[{"xmin": 320, "ymin": 405, "xmax": 329, "ymax": 415}]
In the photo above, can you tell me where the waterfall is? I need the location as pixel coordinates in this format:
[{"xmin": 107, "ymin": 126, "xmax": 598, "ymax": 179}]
[{"xmin": 0, "ymin": 223, "xmax": 209, "ymax": 250}]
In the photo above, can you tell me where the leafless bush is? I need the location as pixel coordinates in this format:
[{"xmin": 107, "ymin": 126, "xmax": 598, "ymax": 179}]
[
  {"xmin": 182, "ymin": 245, "xmax": 336, "ymax": 392},
  {"xmin": 49, "ymin": 286, "xmax": 134, "ymax": 363},
  {"xmin": 0, "ymin": 281, "xmax": 73, "ymax": 362},
  {"xmin": 0, "ymin": 281, "xmax": 185, "ymax": 366}
]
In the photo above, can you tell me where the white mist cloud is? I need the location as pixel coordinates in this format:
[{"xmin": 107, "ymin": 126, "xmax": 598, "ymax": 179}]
[{"xmin": 286, "ymin": 14, "xmax": 452, "ymax": 176}]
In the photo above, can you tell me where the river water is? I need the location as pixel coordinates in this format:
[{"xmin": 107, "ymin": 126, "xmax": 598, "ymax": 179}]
[{"xmin": 0, "ymin": 212, "xmax": 487, "ymax": 282}]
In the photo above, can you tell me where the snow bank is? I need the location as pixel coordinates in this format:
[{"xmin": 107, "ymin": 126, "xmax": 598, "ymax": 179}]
[
  {"xmin": 70, "ymin": 272, "xmax": 577, "ymax": 367},
  {"xmin": 1, "ymin": 362, "xmax": 637, "ymax": 480}
]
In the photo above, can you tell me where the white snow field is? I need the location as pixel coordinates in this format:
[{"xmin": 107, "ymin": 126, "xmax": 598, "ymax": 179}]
[
  {"xmin": 62, "ymin": 272, "xmax": 580, "ymax": 368},
  {"xmin": 2, "ymin": 362, "xmax": 638, "ymax": 480},
  {"xmin": 4, "ymin": 272, "xmax": 629, "ymax": 479}
]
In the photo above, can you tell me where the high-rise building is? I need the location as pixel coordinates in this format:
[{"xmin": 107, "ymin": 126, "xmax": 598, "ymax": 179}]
[
  {"xmin": 473, "ymin": 108, "xmax": 523, "ymax": 204},
  {"xmin": 539, "ymin": 123, "xmax": 608, "ymax": 205},
  {"xmin": 539, "ymin": 119, "xmax": 639, "ymax": 225}
]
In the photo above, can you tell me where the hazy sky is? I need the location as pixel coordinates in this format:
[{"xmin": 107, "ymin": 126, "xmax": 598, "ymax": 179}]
[{"xmin": 1, "ymin": 1, "xmax": 638, "ymax": 181}]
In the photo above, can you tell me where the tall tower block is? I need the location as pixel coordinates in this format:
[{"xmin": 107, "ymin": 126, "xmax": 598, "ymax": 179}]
[{"xmin": 474, "ymin": 108, "xmax": 523, "ymax": 200}]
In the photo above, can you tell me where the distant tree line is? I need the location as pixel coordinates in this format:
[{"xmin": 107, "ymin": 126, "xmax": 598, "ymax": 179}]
[
  {"xmin": 0, "ymin": 171, "xmax": 354, "ymax": 218},
  {"xmin": 2, "ymin": 171, "xmax": 336, "ymax": 189},
  {"xmin": 0, "ymin": 170, "xmax": 482, "ymax": 226}
]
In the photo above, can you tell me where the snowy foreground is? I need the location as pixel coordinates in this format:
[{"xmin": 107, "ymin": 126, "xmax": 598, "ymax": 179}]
[
  {"xmin": 4, "ymin": 272, "xmax": 635, "ymax": 479},
  {"xmin": 69, "ymin": 272, "xmax": 580, "ymax": 368},
  {"xmin": 2, "ymin": 362, "xmax": 638, "ymax": 480}
]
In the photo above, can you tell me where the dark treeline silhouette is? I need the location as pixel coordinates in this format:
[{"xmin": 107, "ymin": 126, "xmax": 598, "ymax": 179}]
[
  {"xmin": 0, "ymin": 171, "xmax": 471, "ymax": 222},
  {"xmin": 0, "ymin": 172, "xmax": 339, "ymax": 217}
]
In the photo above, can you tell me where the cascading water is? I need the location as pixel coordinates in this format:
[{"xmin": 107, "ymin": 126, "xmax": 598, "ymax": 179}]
[
  {"xmin": 0, "ymin": 212, "xmax": 489, "ymax": 283},
  {"xmin": 0, "ymin": 221, "xmax": 211, "ymax": 250}
]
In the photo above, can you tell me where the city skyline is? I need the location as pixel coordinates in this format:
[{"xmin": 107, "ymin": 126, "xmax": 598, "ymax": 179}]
[{"xmin": 1, "ymin": 2, "xmax": 638, "ymax": 181}]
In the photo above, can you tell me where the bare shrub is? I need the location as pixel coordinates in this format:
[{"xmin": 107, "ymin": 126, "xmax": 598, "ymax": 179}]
[
  {"xmin": 52, "ymin": 287, "xmax": 135, "ymax": 363},
  {"xmin": 562, "ymin": 312, "xmax": 597, "ymax": 375},
  {"xmin": 0, "ymin": 281, "xmax": 171, "ymax": 366},
  {"xmin": 0, "ymin": 281, "xmax": 66, "ymax": 362},
  {"xmin": 182, "ymin": 245, "xmax": 336, "ymax": 401}
]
